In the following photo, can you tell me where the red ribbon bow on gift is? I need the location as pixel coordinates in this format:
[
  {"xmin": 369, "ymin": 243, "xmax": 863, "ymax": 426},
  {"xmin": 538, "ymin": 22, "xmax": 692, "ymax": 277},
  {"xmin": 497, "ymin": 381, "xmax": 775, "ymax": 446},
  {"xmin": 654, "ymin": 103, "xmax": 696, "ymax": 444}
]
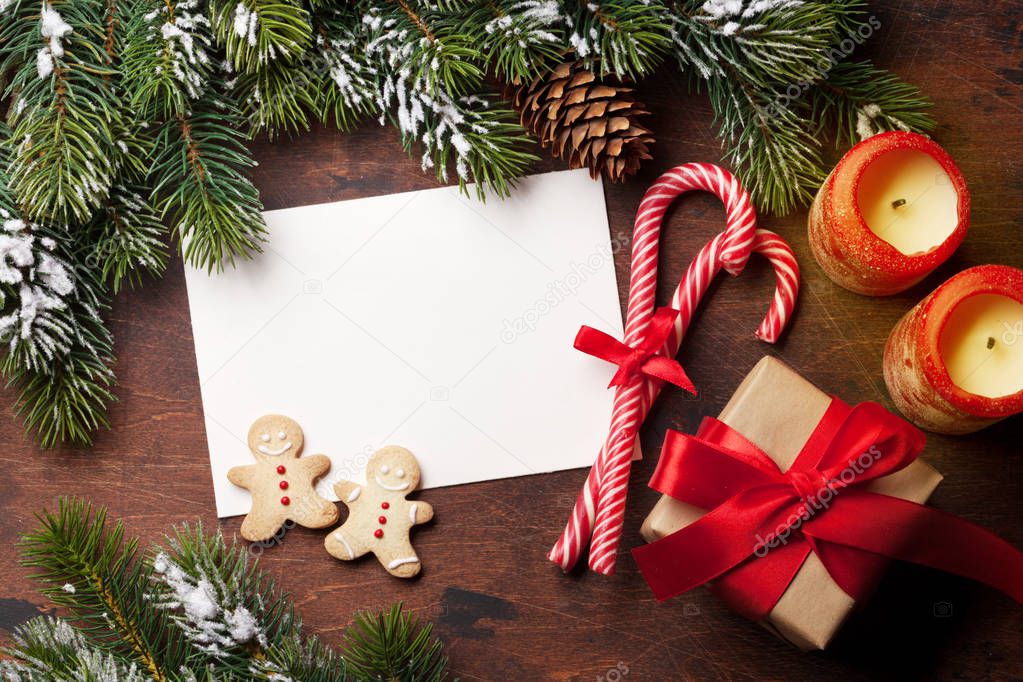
[
  {"xmin": 574, "ymin": 307, "xmax": 696, "ymax": 394},
  {"xmin": 632, "ymin": 398, "xmax": 1023, "ymax": 616}
]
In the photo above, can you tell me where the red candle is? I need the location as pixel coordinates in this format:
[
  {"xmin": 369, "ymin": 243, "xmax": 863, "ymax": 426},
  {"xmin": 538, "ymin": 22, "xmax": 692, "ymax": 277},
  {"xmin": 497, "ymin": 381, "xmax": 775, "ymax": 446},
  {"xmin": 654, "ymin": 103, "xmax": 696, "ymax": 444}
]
[
  {"xmin": 883, "ymin": 265, "xmax": 1023, "ymax": 434},
  {"xmin": 809, "ymin": 131, "xmax": 969, "ymax": 296}
]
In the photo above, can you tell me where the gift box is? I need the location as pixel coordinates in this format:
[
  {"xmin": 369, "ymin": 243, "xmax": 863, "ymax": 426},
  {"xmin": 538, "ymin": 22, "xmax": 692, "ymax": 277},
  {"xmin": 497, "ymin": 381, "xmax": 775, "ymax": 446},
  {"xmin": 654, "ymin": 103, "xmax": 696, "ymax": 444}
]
[{"xmin": 637, "ymin": 356, "xmax": 943, "ymax": 650}]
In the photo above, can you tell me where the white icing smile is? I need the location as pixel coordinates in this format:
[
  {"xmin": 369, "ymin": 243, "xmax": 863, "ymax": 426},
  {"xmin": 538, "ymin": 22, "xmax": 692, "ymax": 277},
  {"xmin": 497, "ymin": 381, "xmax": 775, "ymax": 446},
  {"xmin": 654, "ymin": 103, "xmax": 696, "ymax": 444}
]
[
  {"xmin": 374, "ymin": 475, "xmax": 409, "ymax": 491},
  {"xmin": 388, "ymin": 556, "xmax": 419, "ymax": 570},
  {"xmin": 258, "ymin": 442, "xmax": 292, "ymax": 456}
]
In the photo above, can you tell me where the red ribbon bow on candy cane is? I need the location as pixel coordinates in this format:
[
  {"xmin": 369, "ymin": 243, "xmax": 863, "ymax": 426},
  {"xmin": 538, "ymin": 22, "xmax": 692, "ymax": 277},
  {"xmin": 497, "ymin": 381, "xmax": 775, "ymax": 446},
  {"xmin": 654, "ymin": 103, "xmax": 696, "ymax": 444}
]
[
  {"xmin": 574, "ymin": 307, "xmax": 696, "ymax": 393},
  {"xmin": 631, "ymin": 399, "xmax": 1023, "ymax": 611},
  {"xmin": 549, "ymin": 163, "xmax": 801, "ymax": 576}
]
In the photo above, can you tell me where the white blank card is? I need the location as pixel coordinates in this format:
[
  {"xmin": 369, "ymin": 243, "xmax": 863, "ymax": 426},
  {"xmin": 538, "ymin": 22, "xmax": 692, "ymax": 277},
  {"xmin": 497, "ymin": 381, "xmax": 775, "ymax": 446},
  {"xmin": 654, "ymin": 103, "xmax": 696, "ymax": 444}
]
[{"xmin": 183, "ymin": 169, "xmax": 624, "ymax": 518}]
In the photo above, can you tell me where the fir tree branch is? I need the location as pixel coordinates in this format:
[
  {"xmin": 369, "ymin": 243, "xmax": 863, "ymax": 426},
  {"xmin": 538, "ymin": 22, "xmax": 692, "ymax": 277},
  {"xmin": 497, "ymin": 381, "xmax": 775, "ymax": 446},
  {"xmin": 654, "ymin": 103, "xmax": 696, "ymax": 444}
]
[
  {"xmin": 565, "ymin": 0, "xmax": 669, "ymax": 80},
  {"xmin": 0, "ymin": 616, "xmax": 146, "ymax": 681},
  {"xmin": 9, "ymin": 498, "xmax": 451, "ymax": 681},
  {"xmin": 822, "ymin": 0, "xmax": 874, "ymax": 40},
  {"xmin": 87, "ymin": 185, "xmax": 169, "ymax": 294},
  {"xmin": 0, "ymin": 0, "xmax": 120, "ymax": 224},
  {"xmin": 148, "ymin": 96, "xmax": 267, "ymax": 272},
  {"xmin": 668, "ymin": 0, "xmax": 845, "ymax": 85},
  {"xmin": 209, "ymin": 0, "xmax": 313, "ymax": 73},
  {"xmin": 363, "ymin": 0, "xmax": 484, "ymax": 97},
  {"xmin": 0, "ymin": 245, "xmax": 119, "ymax": 447},
  {"xmin": 0, "ymin": 213, "xmax": 81, "ymax": 373},
  {"xmin": 364, "ymin": 2, "xmax": 536, "ymax": 197},
  {"xmin": 227, "ymin": 55, "xmax": 315, "ymax": 137},
  {"xmin": 253, "ymin": 633, "xmax": 351, "ymax": 682},
  {"xmin": 99, "ymin": 0, "xmax": 155, "ymax": 186},
  {"xmin": 18, "ymin": 498, "xmax": 187, "ymax": 680},
  {"xmin": 667, "ymin": 1, "xmax": 931, "ymax": 215},
  {"xmin": 124, "ymin": 0, "xmax": 215, "ymax": 118},
  {"xmin": 462, "ymin": 0, "xmax": 564, "ymax": 84},
  {"xmin": 150, "ymin": 523, "xmax": 297, "ymax": 677},
  {"xmin": 400, "ymin": 90, "xmax": 536, "ymax": 198},
  {"xmin": 707, "ymin": 71, "xmax": 825, "ymax": 215},
  {"xmin": 344, "ymin": 603, "xmax": 450, "ymax": 682},
  {"xmin": 126, "ymin": 0, "xmax": 267, "ymax": 271},
  {"xmin": 0, "ymin": 123, "xmax": 118, "ymax": 447},
  {"xmin": 813, "ymin": 59, "xmax": 935, "ymax": 146},
  {"xmin": 308, "ymin": 8, "xmax": 379, "ymax": 131}
]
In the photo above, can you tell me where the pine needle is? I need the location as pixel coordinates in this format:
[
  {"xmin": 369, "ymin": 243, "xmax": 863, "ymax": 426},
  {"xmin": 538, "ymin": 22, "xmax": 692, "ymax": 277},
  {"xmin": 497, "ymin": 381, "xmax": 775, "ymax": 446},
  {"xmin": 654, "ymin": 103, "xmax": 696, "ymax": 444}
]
[
  {"xmin": 0, "ymin": 0, "xmax": 937, "ymax": 445},
  {"xmin": 6, "ymin": 498, "xmax": 452, "ymax": 681}
]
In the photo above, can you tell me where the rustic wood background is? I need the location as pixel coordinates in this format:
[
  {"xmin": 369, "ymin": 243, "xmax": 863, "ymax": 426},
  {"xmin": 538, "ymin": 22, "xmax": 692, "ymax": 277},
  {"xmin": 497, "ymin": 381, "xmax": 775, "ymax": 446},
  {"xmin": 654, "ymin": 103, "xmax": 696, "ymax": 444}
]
[{"xmin": 2, "ymin": 1, "xmax": 1022, "ymax": 680}]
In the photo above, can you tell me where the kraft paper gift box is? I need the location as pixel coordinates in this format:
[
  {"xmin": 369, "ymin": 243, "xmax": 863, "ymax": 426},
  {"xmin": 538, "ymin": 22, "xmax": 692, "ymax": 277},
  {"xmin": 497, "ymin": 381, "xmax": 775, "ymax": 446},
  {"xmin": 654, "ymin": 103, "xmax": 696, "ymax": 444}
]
[{"xmin": 639, "ymin": 356, "xmax": 944, "ymax": 651}]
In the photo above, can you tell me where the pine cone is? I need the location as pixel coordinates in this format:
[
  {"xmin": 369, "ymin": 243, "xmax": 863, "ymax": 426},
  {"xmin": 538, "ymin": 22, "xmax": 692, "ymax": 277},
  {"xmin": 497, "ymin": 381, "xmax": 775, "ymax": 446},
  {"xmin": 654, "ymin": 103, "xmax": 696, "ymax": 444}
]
[{"xmin": 513, "ymin": 61, "xmax": 654, "ymax": 183}]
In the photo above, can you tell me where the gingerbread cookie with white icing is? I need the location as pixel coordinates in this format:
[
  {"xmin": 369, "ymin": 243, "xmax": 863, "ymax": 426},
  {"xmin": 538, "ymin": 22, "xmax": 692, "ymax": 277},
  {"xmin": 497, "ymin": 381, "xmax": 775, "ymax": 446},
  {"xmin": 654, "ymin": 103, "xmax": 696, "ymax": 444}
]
[
  {"xmin": 227, "ymin": 415, "xmax": 339, "ymax": 542},
  {"xmin": 324, "ymin": 446, "xmax": 433, "ymax": 578}
]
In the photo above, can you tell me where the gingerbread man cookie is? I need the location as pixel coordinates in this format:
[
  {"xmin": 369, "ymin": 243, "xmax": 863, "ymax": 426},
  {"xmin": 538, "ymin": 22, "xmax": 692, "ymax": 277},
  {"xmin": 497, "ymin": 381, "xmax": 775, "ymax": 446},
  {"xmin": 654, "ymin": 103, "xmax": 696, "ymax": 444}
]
[
  {"xmin": 324, "ymin": 446, "xmax": 433, "ymax": 578},
  {"xmin": 227, "ymin": 415, "xmax": 339, "ymax": 542}
]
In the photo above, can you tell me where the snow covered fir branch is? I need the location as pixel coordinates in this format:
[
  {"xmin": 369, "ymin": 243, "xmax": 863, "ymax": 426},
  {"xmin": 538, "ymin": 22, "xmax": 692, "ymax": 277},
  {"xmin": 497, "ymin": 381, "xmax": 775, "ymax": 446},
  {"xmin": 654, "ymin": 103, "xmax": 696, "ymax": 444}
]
[
  {"xmin": 0, "ymin": 0, "xmax": 934, "ymax": 446},
  {"xmin": 3, "ymin": 497, "xmax": 451, "ymax": 681}
]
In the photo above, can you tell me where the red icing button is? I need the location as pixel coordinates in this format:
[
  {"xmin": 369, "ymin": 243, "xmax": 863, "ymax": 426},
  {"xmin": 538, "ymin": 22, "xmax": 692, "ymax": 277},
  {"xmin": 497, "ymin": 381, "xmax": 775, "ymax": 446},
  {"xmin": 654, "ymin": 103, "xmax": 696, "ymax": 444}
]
[
  {"xmin": 378, "ymin": 516, "xmax": 387, "ymax": 524},
  {"xmin": 381, "ymin": 502, "xmax": 390, "ymax": 509},
  {"xmin": 279, "ymin": 481, "xmax": 289, "ymax": 490},
  {"xmin": 280, "ymin": 496, "xmax": 290, "ymax": 506},
  {"xmin": 276, "ymin": 465, "xmax": 286, "ymax": 474},
  {"xmin": 374, "ymin": 529, "xmax": 384, "ymax": 538}
]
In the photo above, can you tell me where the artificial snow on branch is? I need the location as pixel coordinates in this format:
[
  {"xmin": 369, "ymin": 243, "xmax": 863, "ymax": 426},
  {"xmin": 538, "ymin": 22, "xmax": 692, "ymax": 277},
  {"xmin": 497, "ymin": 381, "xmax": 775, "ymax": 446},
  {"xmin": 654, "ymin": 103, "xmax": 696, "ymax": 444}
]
[
  {"xmin": 2, "ymin": 0, "xmax": 119, "ymax": 224},
  {"xmin": 361, "ymin": 1, "xmax": 536, "ymax": 197},
  {"xmin": 0, "ymin": 125, "xmax": 117, "ymax": 447},
  {"xmin": 87, "ymin": 185, "xmax": 169, "ymax": 294},
  {"xmin": 0, "ymin": 215, "xmax": 76, "ymax": 370},
  {"xmin": 470, "ymin": 0, "xmax": 565, "ymax": 84},
  {"xmin": 5, "ymin": 497, "xmax": 452, "ymax": 681},
  {"xmin": 0, "ymin": 0, "xmax": 935, "ymax": 447},
  {"xmin": 666, "ymin": 0, "xmax": 933, "ymax": 214}
]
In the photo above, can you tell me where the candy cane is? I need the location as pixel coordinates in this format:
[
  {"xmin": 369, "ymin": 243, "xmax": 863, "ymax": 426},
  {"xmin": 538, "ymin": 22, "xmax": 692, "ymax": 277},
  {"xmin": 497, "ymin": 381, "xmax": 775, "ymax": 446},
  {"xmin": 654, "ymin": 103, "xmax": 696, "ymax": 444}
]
[
  {"xmin": 585, "ymin": 230, "xmax": 799, "ymax": 575},
  {"xmin": 549, "ymin": 164, "xmax": 800, "ymax": 575}
]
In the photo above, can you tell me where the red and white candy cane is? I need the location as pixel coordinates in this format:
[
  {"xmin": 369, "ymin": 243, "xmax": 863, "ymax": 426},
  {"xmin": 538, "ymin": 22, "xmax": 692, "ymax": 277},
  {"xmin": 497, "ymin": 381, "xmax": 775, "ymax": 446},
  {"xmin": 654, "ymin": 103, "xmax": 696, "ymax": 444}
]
[{"xmin": 549, "ymin": 163, "xmax": 800, "ymax": 575}]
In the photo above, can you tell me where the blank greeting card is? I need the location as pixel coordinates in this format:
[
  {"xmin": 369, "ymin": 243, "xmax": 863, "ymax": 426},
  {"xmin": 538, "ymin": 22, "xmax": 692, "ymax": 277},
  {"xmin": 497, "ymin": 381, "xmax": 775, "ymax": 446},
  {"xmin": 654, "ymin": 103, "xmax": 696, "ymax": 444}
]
[{"xmin": 183, "ymin": 169, "xmax": 624, "ymax": 518}]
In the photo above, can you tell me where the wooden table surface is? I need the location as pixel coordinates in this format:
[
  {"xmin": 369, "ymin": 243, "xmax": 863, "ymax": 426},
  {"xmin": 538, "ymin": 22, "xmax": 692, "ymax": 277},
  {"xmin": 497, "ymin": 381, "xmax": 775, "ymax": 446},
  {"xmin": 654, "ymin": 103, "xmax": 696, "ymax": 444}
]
[{"xmin": 2, "ymin": 2, "xmax": 1021, "ymax": 680}]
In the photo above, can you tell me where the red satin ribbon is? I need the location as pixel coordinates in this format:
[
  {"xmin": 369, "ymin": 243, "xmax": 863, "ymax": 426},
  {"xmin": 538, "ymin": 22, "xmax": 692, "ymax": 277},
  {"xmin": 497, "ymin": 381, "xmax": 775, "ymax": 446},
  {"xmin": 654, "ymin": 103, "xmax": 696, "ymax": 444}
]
[
  {"xmin": 631, "ymin": 398, "xmax": 1023, "ymax": 616},
  {"xmin": 574, "ymin": 306, "xmax": 695, "ymax": 393}
]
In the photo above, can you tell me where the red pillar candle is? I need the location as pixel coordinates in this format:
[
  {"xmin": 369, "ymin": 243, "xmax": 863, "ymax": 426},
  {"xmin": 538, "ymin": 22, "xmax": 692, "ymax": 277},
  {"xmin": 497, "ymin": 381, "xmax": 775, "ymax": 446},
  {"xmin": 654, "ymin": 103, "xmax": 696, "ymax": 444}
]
[
  {"xmin": 883, "ymin": 265, "xmax": 1023, "ymax": 434},
  {"xmin": 809, "ymin": 131, "xmax": 969, "ymax": 296}
]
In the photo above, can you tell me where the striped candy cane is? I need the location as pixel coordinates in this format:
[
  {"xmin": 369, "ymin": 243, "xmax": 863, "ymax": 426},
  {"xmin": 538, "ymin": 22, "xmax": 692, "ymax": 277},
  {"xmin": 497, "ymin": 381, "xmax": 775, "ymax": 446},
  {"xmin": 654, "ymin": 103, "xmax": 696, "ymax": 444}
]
[{"xmin": 549, "ymin": 164, "xmax": 800, "ymax": 575}]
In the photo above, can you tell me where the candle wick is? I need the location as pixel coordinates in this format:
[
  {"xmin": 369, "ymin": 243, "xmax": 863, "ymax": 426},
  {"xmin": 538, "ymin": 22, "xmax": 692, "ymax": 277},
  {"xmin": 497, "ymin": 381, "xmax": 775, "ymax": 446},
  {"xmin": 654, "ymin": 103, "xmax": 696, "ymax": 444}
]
[
  {"xmin": 891, "ymin": 198, "xmax": 907, "ymax": 209},
  {"xmin": 987, "ymin": 336, "xmax": 996, "ymax": 350}
]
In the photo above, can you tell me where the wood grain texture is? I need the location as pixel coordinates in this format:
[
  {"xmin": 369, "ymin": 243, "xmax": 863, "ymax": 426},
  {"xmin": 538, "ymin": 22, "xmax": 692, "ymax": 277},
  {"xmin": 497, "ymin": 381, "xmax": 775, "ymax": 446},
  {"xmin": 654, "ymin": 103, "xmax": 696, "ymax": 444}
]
[{"xmin": 1, "ymin": 2, "xmax": 1022, "ymax": 680}]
